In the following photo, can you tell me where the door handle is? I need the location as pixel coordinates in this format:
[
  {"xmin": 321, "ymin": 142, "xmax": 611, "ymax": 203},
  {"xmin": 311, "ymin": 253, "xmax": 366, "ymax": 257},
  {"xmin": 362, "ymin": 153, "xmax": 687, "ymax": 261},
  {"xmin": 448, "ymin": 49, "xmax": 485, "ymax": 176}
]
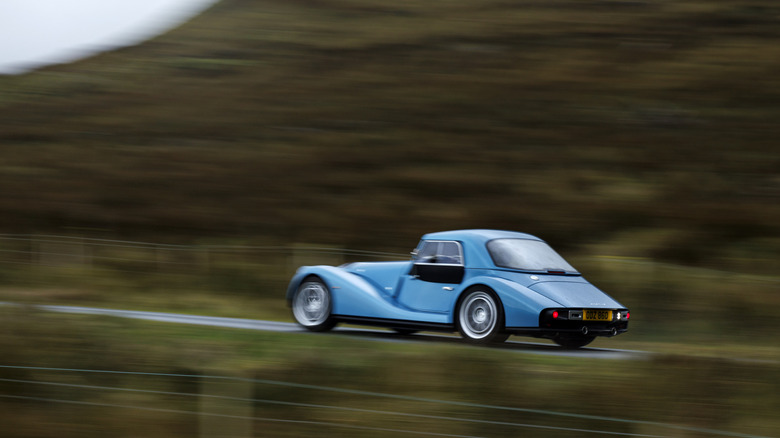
[{"xmin": 442, "ymin": 286, "xmax": 454, "ymax": 291}]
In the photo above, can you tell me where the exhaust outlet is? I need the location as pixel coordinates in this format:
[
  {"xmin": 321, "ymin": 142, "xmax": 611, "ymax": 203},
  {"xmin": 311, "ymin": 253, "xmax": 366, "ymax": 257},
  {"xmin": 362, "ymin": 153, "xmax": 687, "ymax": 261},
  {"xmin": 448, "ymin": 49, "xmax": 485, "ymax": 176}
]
[
  {"xmin": 610, "ymin": 327, "xmax": 618, "ymax": 336},
  {"xmin": 581, "ymin": 326, "xmax": 589, "ymax": 335}
]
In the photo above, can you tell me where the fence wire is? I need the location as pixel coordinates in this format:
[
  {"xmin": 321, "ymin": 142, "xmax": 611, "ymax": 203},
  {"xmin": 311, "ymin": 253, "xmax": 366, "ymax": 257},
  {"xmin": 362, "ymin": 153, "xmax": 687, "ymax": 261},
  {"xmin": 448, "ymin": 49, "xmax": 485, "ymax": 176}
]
[{"xmin": 0, "ymin": 365, "xmax": 768, "ymax": 438}]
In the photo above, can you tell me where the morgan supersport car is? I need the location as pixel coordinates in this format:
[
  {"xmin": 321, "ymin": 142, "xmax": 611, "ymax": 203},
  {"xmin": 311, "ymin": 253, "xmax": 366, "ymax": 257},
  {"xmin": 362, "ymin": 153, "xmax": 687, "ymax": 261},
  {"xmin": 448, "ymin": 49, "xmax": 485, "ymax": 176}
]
[{"xmin": 287, "ymin": 229, "xmax": 629, "ymax": 348}]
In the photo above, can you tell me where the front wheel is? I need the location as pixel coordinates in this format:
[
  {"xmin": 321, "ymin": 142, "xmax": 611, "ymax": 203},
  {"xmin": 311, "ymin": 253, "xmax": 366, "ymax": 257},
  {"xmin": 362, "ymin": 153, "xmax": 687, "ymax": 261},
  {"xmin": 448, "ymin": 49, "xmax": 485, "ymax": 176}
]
[
  {"xmin": 456, "ymin": 289, "xmax": 506, "ymax": 344},
  {"xmin": 291, "ymin": 278, "xmax": 336, "ymax": 332}
]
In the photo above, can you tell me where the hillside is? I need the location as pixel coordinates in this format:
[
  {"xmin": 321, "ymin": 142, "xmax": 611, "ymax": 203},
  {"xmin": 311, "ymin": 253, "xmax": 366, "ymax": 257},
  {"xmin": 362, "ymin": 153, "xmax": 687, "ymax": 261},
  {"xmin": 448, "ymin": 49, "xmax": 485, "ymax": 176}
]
[{"xmin": 1, "ymin": 0, "xmax": 778, "ymax": 270}]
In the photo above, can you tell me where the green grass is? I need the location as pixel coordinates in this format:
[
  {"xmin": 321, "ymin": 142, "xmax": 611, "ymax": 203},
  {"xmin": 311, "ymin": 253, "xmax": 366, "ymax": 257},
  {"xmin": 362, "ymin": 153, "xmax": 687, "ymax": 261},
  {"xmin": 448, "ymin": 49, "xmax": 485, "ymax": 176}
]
[{"xmin": 0, "ymin": 308, "xmax": 777, "ymax": 437}]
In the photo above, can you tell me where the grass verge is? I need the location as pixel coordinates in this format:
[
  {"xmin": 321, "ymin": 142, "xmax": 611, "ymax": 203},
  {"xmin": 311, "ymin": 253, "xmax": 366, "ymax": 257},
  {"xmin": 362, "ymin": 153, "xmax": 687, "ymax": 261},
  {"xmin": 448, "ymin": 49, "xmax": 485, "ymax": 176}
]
[{"xmin": 0, "ymin": 308, "xmax": 777, "ymax": 438}]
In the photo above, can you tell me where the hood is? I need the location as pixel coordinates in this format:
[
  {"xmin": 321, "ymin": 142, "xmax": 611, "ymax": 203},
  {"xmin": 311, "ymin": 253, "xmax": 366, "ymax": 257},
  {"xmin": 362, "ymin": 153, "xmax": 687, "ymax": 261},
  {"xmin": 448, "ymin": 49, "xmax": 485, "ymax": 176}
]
[{"xmin": 528, "ymin": 280, "xmax": 623, "ymax": 308}]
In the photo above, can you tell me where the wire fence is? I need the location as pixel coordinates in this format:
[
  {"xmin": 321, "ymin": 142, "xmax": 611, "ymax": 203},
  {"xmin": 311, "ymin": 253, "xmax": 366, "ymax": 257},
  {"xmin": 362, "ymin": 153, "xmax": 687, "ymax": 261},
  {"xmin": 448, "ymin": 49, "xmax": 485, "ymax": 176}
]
[
  {"xmin": 1, "ymin": 233, "xmax": 775, "ymax": 281},
  {"xmin": 0, "ymin": 234, "xmax": 408, "ymax": 275},
  {"xmin": 0, "ymin": 234, "xmax": 411, "ymax": 298},
  {"xmin": 0, "ymin": 365, "xmax": 767, "ymax": 438}
]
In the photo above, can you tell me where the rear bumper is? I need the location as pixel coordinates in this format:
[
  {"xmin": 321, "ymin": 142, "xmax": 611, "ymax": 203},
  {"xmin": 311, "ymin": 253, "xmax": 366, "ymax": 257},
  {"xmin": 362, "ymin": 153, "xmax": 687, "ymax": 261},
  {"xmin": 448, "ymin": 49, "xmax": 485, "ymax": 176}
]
[
  {"xmin": 505, "ymin": 325, "xmax": 628, "ymax": 338},
  {"xmin": 507, "ymin": 308, "xmax": 630, "ymax": 338},
  {"xmin": 505, "ymin": 325, "xmax": 628, "ymax": 337}
]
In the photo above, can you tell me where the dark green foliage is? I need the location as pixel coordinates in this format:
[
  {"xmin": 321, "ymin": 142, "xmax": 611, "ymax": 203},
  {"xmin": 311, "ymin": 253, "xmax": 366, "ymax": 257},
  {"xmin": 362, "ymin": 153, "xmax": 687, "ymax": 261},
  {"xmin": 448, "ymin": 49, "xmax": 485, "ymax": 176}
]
[{"xmin": 0, "ymin": 0, "xmax": 776, "ymax": 264}]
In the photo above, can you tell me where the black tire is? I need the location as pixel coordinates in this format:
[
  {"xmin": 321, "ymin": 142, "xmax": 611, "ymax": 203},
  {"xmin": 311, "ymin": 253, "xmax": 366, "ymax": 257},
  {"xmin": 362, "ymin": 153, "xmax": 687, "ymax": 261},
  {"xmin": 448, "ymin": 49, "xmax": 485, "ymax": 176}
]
[
  {"xmin": 553, "ymin": 335, "xmax": 595, "ymax": 349},
  {"xmin": 456, "ymin": 288, "xmax": 507, "ymax": 344},
  {"xmin": 291, "ymin": 277, "xmax": 337, "ymax": 332}
]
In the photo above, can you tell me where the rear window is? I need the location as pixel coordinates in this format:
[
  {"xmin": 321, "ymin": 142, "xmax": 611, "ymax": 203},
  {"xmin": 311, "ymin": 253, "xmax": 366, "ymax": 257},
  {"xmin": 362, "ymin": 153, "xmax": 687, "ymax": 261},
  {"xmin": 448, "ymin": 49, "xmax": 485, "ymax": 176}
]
[{"xmin": 487, "ymin": 239, "xmax": 577, "ymax": 273}]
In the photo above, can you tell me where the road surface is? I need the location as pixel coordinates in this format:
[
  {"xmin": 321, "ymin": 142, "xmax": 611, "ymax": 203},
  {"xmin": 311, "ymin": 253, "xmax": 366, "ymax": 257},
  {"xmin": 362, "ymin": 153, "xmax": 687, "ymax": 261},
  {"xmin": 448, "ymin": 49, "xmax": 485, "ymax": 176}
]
[{"xmin": 6, "ymin": 302, "xmax": 649, "ymax": 359}]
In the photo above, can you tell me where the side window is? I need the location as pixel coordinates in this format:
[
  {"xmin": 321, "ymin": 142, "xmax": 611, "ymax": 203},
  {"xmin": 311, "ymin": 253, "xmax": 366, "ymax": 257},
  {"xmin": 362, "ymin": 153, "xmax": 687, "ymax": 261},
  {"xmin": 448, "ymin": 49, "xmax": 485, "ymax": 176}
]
[
  {"xmin": 414, "ymin": 241, "xmax": 463, "ymax": 265},
  {"xmin": 437, "ymin": 242, "xmax": 463, "ymax": 264},
  {"xmin": 415, "ymin": 241, "xmax": 438, "ymax": 262}
]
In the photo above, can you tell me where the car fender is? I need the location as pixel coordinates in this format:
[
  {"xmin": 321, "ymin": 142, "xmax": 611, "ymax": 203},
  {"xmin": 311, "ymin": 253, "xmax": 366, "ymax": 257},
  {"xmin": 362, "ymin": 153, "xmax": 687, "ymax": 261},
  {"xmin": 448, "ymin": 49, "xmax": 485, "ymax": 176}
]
[
  {"xmin": 459, "ymin": 275, "xmax": 564, "ymax": 328},
  {"xmin": 287, "ymin": 265, "xmax": 449, "ymax": 324},
  {"xmin": 286, "ymin": 266, "xmax": 333, "ymax": 303},
  {"xmin": 287, "ymin": 265, "xmax": 372, "ymax": 304}
]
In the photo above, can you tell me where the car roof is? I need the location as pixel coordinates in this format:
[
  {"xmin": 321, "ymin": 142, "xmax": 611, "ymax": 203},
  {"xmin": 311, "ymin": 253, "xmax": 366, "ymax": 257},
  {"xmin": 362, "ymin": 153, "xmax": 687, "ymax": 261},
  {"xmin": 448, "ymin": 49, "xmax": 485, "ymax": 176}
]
[
  {"xmin": 422, "ymin": 229, "xmax": 541, "ymax": 243},
  {"xmin": 420, "ymin": 229, "xmax": 543, "ymax": 268}
]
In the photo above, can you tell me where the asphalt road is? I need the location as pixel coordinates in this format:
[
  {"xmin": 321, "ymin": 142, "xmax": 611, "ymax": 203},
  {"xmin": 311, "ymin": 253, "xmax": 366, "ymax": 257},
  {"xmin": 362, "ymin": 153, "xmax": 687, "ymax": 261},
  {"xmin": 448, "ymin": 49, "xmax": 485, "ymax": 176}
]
[{"xmin": 10, "ymin": 303, "xmax": 648, "ymax": 360}]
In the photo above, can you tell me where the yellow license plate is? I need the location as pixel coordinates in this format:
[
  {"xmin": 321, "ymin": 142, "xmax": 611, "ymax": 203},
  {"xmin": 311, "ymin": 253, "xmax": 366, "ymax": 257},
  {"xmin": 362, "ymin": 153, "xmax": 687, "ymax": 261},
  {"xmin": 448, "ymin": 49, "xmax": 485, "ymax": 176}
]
[{"xmin": 584, "ymin": 310, "xmax": 612, "ymax": 321}]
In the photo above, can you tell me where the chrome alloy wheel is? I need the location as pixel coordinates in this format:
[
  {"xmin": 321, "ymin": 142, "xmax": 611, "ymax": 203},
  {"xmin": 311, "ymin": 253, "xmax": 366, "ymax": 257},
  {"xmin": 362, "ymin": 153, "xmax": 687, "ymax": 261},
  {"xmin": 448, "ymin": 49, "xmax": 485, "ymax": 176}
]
[
  {"xmin": 458, "ymin": 291, "xmax": 498, "ymax": 340},
  {"xmin": 292, "ymin": 281, "xmax": 331, "ymax": 327}
]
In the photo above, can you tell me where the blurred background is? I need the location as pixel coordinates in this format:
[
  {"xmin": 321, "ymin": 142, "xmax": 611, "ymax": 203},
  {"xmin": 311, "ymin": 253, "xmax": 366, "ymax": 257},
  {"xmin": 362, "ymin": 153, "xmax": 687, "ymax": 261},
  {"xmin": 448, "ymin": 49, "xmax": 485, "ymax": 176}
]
[{"xmin": 0, "ymin": 0, "xmax": 778, "ymax": 437}]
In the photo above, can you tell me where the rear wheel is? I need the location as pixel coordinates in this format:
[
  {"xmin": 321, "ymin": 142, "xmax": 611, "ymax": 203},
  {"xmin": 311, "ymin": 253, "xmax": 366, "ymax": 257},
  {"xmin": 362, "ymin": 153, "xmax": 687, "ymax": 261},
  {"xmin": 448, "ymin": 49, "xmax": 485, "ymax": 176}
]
[
  {"xmin": 291, "ymin": 278, "xmax": 336, "ymax": 332},
  {"xmin": 456, "ymin": 288, "xmax": 506, "ymax": 344},
  {"xmin": 553, "ymin": 334, "xmax": 595, "ymax": 349}
]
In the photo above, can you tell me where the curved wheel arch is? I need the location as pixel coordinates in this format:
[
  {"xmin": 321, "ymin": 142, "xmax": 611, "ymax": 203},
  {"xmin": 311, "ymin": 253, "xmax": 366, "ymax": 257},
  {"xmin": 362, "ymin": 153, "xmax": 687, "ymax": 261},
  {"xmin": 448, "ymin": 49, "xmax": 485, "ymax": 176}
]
[
  {"xmin": 453, "ymin": 284, "xmax": 502, "ymax": 315},
  {"xmin": 454, "ymin": 285, "xmax": 508, "ymax": 343}
]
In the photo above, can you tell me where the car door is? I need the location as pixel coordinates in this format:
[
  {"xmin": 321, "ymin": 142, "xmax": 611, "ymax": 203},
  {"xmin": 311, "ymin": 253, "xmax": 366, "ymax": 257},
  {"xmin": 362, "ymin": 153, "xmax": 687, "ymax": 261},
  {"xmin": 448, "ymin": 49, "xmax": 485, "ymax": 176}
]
[{"xmin": 396, "ymin": 240, "xmax": 464, "ymax": 313}]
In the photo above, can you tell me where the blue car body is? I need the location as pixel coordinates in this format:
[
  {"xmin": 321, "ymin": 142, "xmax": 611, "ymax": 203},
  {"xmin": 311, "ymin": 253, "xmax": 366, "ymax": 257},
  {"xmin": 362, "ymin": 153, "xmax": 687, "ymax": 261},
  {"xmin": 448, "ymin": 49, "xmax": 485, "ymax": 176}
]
[{"xmin": 287, "ymin": 229, "xmax": 629, "ymax": 346}]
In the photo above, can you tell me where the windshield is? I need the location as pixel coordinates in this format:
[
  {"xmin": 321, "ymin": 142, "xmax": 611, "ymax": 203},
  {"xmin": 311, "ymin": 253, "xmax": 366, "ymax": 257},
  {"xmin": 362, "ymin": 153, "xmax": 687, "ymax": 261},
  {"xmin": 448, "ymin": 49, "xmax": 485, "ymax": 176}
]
[{"xmin": 486, "ymin": 239, "xmax": 578, "ymax": 274}]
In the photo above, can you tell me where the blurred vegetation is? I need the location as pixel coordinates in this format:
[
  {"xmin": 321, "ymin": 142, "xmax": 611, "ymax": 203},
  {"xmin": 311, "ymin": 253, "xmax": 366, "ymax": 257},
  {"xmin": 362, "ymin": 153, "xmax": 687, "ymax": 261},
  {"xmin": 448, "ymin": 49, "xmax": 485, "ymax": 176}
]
[
  {"xmin": 1, "ymin": 2, "xmax": 778, "ymax": 436},
  {"xmin": 0, "ymin": 0, "xmax": 777, "ymax": 259},
  {"xmin": 0, "ymin": 0, "xmax": 778, "ymax": 398},
  {"xmin": 0, "ymin": 0, "xmax": 777, "ymax": 345},
  {"xmin": 0, "ymin": 309, "xmax": 777, "ymax": 438}
]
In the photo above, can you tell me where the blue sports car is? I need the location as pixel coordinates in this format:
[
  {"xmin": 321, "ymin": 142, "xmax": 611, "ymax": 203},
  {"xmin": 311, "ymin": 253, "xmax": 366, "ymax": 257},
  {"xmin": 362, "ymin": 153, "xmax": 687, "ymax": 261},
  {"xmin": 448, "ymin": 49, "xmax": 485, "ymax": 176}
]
[{"xmin": 286, "ymin": 229, "xmax": 629, "ymax": 348}]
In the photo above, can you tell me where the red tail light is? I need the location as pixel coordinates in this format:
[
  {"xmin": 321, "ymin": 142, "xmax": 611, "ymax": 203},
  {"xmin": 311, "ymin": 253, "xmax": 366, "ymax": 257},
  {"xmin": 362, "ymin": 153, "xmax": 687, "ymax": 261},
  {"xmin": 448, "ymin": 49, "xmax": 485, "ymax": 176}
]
[{"xmin": 552, "ymin": 311, "xmax": 559, "ymax": 319}]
